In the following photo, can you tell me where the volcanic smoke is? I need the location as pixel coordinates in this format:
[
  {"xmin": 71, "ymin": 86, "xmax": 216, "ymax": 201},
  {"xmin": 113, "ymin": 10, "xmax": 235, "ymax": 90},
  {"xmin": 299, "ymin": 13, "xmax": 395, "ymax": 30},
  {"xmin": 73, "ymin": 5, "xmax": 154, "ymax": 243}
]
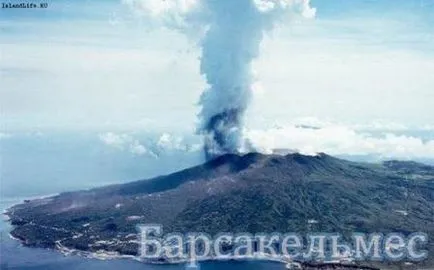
[{"xmin": 123, "ymin": 0, "xmax": 316, "ymax": 159}]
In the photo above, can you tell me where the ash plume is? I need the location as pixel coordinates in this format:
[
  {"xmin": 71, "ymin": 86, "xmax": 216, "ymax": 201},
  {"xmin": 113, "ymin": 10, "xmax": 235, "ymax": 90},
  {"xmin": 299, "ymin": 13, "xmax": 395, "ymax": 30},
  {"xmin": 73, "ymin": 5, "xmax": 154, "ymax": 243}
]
[{"xmin": 123, "ymin": 0, "xmax": 316, "ymax": 159}]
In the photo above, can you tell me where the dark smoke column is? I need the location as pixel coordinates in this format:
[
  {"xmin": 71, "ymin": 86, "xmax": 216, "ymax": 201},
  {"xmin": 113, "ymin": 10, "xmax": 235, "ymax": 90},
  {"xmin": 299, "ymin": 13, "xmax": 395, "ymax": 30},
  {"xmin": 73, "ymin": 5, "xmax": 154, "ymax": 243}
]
[
  {"xmin": 123, "ymin": 0, "xmax": 316, "ymax": 160},
  {"xmin": 202, "ymin": 109, "xmax": 244, "ymax": 159}
]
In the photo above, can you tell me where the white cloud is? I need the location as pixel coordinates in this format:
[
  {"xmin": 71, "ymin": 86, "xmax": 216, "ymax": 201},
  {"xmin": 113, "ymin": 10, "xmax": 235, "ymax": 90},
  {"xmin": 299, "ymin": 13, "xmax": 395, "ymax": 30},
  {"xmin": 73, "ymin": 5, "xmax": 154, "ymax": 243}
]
[
  {"xmin": 98, "ymin": 132, "xmax": 130, "ymax": 150},
  {"xmin": 129, "ymin": 140, "xmax": 149, "ymax": 155},
  {"xmin": 98, "ymin": 132, "xmax": 153, "ymax": 156},
  {"xmin": 157, "ymin": 132, "xmax": 186, "ymax": 151},
  {"xmin": 245, "ymin": 124, "xmax": 434, "ymax": 159},
  {"xmin": 98, "ymin": 132, "xmax": 200, "ymax": 157}
]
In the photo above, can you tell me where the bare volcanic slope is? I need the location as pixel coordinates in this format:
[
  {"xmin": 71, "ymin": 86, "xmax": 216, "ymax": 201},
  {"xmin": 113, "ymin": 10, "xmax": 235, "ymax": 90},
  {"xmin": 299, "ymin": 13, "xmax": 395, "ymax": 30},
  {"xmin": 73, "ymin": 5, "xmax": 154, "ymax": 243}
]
[{"xmin": 6, "ymin": 153, "xmax": 434, "ymax": 262}]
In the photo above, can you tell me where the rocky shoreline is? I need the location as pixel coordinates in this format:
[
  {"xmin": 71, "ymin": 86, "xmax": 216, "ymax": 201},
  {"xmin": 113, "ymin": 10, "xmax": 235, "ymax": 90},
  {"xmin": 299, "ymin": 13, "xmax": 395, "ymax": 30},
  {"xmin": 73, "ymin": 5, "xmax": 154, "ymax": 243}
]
[
  {"xmin": 6, "ymin": 228, "xmax": 381, "ymax": 270},
  {"xmin": 3, "ymin": 198, "xmax": 426, "ymax": 270}
]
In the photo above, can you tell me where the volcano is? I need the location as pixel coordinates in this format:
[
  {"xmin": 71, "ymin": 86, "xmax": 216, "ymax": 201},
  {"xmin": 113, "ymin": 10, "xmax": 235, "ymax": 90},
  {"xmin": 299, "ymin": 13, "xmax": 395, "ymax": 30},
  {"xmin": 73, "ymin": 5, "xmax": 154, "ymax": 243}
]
[{"xmin": 5, "ymin": 153, "xmax": 434, "ymax": 268}]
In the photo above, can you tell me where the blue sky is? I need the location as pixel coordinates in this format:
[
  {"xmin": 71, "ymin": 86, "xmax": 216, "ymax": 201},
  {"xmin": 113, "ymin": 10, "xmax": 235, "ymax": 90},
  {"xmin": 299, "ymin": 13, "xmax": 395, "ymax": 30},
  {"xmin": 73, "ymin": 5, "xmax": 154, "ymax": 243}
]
[{"xmin": 1, "ymin": 0, "xmax": 434, "ymax": 132}]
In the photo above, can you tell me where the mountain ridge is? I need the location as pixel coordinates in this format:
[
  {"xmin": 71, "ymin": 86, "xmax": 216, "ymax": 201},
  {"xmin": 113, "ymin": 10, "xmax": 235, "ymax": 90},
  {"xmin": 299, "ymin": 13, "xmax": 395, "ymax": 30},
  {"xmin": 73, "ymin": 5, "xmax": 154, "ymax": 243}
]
[{"xmin": 5, "ymin": 152, "xmax": 434, "ymax": 268}]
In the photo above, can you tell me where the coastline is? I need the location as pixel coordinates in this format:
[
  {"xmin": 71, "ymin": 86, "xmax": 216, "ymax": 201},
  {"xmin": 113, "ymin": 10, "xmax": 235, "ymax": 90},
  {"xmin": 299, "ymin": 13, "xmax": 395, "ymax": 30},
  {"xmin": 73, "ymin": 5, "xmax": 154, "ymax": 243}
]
[
  {"xmin": 4, "ymin": 232, "xmax": 383, "ymax": 270},
  {"xmin": 2, "ymin": 196, "xmax": 289, "ymax": 265},
  {"xmin": 0, "ymin": 194, "xmax": 415, "ymax": 270}
]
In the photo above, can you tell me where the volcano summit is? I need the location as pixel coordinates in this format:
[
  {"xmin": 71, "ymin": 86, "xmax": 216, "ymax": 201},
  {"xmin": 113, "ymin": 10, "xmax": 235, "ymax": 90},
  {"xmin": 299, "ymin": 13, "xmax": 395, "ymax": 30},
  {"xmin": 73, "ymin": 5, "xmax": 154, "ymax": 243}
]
[{"xmin": 5, "ymin": 153, "xmax": 434, "ymax": 268}]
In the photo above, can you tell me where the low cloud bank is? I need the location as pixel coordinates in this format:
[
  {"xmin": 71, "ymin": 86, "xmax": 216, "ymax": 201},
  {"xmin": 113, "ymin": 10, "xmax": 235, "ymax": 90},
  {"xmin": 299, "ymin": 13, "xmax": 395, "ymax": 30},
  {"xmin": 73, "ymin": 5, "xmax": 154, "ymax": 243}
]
[
  {"xmin": 99, "ymin": 132, "xmax": 155, "ymax": 157},
  {"xmin": 98, "ymin": 132, "xmax": 201, "ymax": 158},
  {"xmin": 97, "ymin": 121, "xmax": 434, "ymax": 161},
  {"xmin": 244, "ymin": 125, "xmax": 434, "ymax": 160}
]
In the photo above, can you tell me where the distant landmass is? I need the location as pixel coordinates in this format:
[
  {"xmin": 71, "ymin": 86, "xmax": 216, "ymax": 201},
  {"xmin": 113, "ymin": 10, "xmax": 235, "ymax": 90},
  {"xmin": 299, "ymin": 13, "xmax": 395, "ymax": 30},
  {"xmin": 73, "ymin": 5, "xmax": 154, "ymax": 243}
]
[{"xmin": 5, "ymin": 153, "xmax": 434, "ymax": 269}]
